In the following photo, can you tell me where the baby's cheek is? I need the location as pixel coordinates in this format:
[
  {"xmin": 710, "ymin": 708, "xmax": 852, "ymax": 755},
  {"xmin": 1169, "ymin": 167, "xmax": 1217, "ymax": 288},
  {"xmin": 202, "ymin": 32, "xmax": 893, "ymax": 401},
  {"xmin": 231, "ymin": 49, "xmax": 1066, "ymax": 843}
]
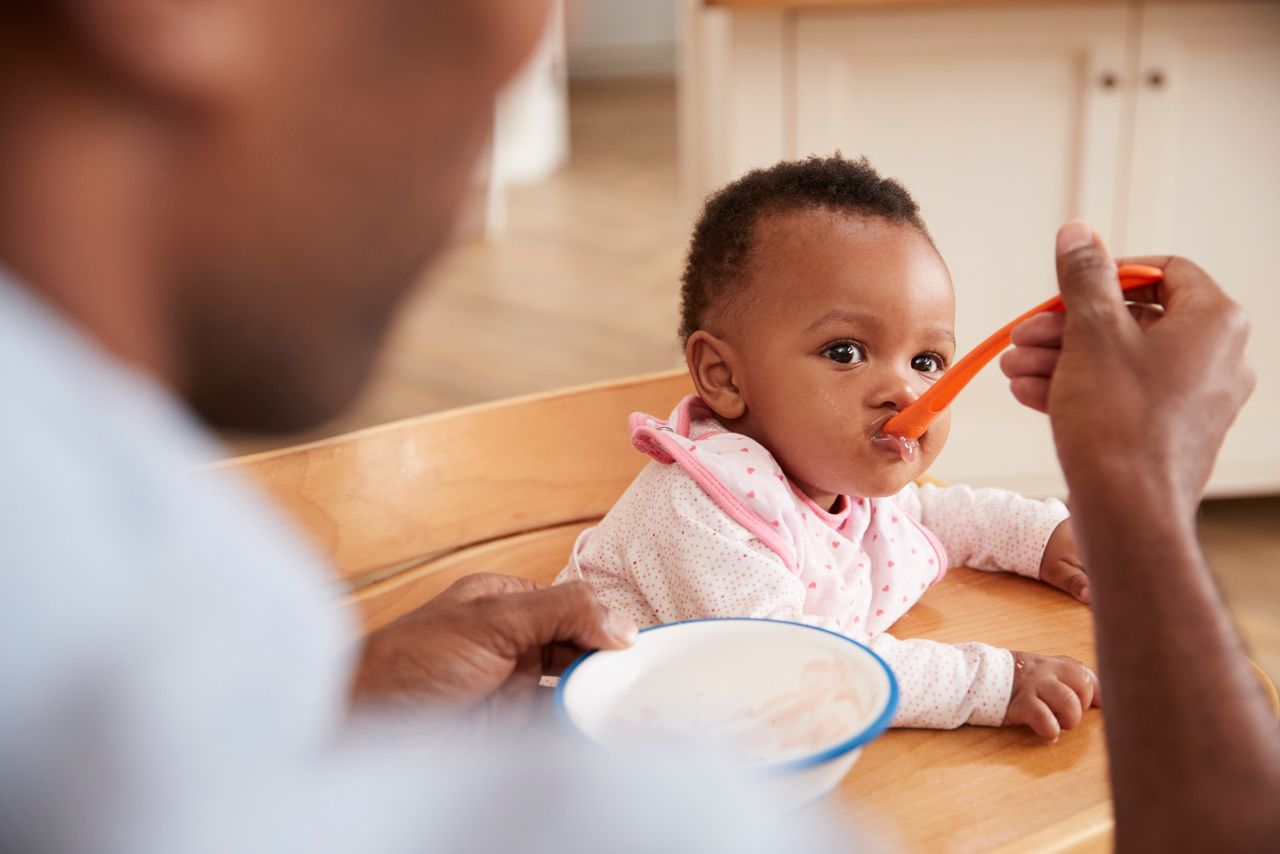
[{"xmin": 917, "ymin": 412, "xmax": 952, "ymax": 470}]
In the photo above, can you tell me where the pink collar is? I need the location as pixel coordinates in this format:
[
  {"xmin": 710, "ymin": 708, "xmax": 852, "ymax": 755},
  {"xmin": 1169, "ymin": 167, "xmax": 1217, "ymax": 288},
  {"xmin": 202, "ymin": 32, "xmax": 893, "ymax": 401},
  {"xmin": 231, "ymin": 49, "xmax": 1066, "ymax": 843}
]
[{"xmin": 789, "ymin": 483, "xmax": 852, "ymax": 530}]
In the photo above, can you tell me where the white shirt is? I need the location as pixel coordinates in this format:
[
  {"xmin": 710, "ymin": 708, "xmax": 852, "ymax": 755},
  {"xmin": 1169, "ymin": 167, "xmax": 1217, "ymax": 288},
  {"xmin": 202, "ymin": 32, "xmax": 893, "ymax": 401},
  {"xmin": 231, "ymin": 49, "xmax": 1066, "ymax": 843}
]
[{"xmin": 0, "ymin": 270, "xmax": 837, "ymax": 853}]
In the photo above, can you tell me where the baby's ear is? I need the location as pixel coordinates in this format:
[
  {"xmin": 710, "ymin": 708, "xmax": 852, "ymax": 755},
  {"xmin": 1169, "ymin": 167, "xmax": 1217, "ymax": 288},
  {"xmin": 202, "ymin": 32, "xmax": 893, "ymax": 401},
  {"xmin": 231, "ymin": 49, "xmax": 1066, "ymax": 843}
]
[{"xmin": 686, "ymin": 331, "xmax": 747, "ymax": 420}]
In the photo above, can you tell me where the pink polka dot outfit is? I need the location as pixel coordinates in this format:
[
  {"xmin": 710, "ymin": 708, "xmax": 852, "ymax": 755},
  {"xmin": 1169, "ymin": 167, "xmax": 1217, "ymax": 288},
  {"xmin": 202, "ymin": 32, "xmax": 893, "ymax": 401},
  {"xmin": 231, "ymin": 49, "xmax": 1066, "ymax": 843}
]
[{"xmin": 556, "ymin": 396, "xmax": 1069, "ymax": 729}]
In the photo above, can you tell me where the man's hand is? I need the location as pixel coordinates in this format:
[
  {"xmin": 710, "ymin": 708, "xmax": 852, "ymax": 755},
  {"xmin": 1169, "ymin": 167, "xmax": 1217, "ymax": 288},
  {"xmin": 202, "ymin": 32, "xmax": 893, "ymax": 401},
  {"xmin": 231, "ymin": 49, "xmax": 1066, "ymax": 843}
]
[
  {"xmin": 998, "ymin": 223, "xmax": 1280, "ymax": 850},
  {"xmin": 1003, "ymin": 651, "xmax": 1101, "ymax": 742},
  {"xmin": 1000, "ymin": 221, "xmax": 1255, "ymax": 514},
  {"xmin": 1038, "ymin": 520, "xmax": 1089, "ymax": 605},
  {"xmin": 352, "ymin": 574, "xmax": 638, "ymax": 724}
]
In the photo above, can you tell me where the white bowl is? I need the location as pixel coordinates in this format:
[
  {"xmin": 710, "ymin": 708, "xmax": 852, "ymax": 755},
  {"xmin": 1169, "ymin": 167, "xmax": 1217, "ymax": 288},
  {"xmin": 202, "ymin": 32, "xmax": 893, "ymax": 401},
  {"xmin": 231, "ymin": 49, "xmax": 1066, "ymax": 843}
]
[{"xmin": 555, "ymin": 618, "xmax": 898, "ymax": 809}]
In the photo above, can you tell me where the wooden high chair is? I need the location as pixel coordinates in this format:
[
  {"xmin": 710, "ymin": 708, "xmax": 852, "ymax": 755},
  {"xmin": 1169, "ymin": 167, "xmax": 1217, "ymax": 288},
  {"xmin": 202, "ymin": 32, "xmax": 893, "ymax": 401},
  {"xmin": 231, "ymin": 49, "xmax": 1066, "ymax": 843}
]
[{"xmin": 213, "ymin": 369, "xmax": 1113, "ymax": 853}]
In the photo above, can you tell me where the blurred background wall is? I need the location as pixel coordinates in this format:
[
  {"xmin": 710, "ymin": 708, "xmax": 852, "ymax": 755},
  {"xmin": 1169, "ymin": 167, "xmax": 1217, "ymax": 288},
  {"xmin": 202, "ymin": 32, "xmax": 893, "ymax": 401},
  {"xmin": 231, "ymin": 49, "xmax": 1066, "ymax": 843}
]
[{"xmin": 566, "ymin": 0, "xmax": 677, "ymax": 80}]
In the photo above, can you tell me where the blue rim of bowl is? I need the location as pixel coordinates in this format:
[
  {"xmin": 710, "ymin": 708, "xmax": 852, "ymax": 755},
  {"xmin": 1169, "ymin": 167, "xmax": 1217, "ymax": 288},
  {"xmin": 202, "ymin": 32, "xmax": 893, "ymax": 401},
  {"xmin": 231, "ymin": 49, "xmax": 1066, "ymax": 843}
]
[{"xmin": 553, "ymin": 617, "xmax": 899, "ymax": 774}]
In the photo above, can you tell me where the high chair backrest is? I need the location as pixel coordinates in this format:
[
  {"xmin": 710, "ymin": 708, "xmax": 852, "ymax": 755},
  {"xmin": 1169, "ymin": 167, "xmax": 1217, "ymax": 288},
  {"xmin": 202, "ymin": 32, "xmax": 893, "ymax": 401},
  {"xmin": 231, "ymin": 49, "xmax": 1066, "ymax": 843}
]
[{"xmin": 207, "ymin": 369, "xmax": 695, "ymax": 632}]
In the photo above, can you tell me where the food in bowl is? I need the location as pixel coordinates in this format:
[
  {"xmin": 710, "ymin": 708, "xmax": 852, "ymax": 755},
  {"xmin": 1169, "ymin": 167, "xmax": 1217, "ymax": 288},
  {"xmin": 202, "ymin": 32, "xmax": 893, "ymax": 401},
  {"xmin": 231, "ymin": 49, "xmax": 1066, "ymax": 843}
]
[{"xmin": 555, "ymin": 618, "xmax": 898, "ymax": 808}]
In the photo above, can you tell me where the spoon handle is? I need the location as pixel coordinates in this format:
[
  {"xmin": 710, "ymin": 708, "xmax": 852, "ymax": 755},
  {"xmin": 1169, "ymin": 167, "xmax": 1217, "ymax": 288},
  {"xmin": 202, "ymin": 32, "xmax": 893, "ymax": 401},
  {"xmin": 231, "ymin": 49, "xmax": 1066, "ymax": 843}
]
[{"xmin": 882, "ymin": 264, "xmax": 1164, "ymax": 441}]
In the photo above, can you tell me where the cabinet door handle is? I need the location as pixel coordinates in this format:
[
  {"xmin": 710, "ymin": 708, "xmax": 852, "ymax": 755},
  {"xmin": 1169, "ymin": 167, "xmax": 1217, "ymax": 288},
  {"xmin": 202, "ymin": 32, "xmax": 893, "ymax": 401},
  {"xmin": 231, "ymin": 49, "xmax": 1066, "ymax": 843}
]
[
  {"xmin": 1146, "ymin": 69, "xmax": 1168, "ymax": 88},
  {"xmin": 1099, "ymin": 71, "xmax": 1120, "ymax": 89}
]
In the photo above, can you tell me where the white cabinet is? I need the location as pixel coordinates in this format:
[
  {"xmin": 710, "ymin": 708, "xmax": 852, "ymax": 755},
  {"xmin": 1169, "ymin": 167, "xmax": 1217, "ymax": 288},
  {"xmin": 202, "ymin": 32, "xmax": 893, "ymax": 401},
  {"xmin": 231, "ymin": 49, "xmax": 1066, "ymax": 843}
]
[
  {"xmin": 680, "ymin": 1, "xmax": 1280, "ymax": 497},
  {"xmin": 1124, "ymin": 3, "xmax": 1280, "ymax": 495}
]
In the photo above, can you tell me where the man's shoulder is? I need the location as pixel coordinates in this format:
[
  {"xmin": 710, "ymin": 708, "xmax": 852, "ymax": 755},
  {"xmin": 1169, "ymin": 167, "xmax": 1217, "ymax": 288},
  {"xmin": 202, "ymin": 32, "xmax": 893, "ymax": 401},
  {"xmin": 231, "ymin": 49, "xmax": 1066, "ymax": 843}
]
[{"xmin": 0, "ymin": 280, "xmax": 337, "ymax": 621}]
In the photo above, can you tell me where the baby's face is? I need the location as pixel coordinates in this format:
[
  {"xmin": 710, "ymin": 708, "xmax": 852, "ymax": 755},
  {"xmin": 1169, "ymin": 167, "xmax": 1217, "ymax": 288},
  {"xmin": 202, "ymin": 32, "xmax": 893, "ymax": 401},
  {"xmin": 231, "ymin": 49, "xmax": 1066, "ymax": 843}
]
[{"xmin": 722, "ymin": 210, "xmax": 955, "ymax": 503}]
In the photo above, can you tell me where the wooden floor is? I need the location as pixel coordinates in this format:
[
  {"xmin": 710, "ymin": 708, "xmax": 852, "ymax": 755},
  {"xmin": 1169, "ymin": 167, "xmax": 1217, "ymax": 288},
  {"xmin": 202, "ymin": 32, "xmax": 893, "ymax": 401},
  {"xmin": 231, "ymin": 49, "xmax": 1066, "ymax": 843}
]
[
  {"xmin": 227, "ymin": 79, "xmax": 1280, "ymax": 688},
  {"xmin": 1197, "ymin": 496, "xmax": 1280, "ymax": 686}
]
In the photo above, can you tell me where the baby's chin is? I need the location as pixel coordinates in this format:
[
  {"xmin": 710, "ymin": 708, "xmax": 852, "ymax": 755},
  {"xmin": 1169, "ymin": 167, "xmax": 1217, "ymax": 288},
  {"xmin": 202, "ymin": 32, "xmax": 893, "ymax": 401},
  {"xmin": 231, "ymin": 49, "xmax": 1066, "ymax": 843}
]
[
  {"xmin": 840, "ymin": 455, "xmax": 936, "ymax": 498},
  {"xmin": 794, "ymin": 433, "xmax": 946, "ymax": 500},
  {"xmin": 847, "ymin": 473, "xmax": 917, "ymax": 499}
]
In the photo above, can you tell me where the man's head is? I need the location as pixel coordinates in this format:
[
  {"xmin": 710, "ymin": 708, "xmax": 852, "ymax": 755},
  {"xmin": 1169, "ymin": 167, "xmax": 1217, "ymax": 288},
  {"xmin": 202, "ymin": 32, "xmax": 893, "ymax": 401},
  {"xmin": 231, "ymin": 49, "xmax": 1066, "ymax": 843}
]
[{"xmin": 0, "ymin": 1, "xmax": 549, "ymax": 431}]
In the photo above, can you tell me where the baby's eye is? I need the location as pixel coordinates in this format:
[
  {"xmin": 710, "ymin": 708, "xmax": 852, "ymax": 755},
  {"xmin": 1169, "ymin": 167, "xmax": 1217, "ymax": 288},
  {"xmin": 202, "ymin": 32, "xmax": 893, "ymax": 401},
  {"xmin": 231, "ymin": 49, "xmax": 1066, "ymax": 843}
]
[
  {"xmin": 911, "ymin": 353, "xmax": 946, "ymax": 373},
  {"xmin": 823, "ymin": 341, "xmax": 866, "ymax": 365}
]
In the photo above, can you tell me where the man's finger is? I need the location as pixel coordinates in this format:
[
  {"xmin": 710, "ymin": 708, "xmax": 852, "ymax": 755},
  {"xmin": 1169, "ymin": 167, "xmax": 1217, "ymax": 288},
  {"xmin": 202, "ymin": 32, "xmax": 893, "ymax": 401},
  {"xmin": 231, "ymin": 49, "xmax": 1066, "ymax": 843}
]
[
  {"xmin": 1009, "ymin": 376, "xmax": 1051, "ymax": 413},
  {"xmin": 542, "ymin": 641, "xmax": 588, "ymax": 676},
  {"xmin": 1010, "ymin": 312, "xmax": 1066, "ymax": 348},
  {"xmin": 1117, "ymin": 254, "xmax": 1233, "ymax": 322},
  {"xmin": 1054, "ymin": 220, "xmax": 1129, "ymax": 337},
  {"xmin": 476, "ymin": 582, "xmax": 638, "ymax": 662},
  {"xmin": 1000, "ymin": 346, "xmax": 1061, "ymax": 380},
  {"xmin": 435, "ymin": 573, "xmax": 543, "ymax": 606}
]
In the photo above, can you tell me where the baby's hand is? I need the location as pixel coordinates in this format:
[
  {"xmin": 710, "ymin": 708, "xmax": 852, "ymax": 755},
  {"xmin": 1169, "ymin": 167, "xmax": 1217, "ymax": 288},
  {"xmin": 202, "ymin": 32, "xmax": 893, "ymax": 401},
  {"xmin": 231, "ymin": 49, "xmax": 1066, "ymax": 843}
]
[
  {"xmin": 1003, "ymin": 651, "xmax": 1101, "ymax": 742},
  {"xmin": 1039, "ymin": 519, "xmax": 1090, "ymax": 604}
]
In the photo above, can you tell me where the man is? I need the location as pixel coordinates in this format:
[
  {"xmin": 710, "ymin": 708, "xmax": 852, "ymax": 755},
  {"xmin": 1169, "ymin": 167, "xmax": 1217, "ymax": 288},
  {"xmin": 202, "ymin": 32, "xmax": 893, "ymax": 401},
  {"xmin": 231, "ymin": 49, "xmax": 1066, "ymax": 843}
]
[
  {"xmin": 0, "ymin": 0, "xmax": 1274, "ymax": 850},
  {"xmin": 0, "ymin": 3, "xmax": 706, "ymax": 852}
]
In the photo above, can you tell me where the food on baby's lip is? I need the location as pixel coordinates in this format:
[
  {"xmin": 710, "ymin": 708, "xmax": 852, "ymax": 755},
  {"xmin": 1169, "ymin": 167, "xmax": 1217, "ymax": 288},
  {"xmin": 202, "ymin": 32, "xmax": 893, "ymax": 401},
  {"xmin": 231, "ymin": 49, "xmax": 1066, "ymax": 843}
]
[{"xmin": 871, "ymin": 431, "xmax": 919, "ymax": 462}]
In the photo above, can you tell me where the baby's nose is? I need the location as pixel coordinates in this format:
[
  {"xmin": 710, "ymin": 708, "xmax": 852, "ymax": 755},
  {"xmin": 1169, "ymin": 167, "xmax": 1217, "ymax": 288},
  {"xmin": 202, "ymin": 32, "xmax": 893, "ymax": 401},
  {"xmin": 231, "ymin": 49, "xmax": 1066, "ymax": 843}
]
[{"xmin": 876, "ymin": 377, "xmax": 922, "ymax": 412}]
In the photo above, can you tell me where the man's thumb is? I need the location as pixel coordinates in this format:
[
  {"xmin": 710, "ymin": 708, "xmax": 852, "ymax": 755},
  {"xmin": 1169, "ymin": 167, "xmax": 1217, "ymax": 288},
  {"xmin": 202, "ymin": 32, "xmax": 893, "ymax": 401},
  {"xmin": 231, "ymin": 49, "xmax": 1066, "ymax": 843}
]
[{"xmin": 1054, "ymin": 220, "xmax": 1126, "ymax": 332}]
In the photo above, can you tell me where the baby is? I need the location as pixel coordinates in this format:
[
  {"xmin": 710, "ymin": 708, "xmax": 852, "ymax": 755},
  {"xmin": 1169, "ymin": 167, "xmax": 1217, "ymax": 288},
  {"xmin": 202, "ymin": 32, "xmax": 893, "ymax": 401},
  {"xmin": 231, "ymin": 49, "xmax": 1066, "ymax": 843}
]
[{"xmin": 558, "ymin": 156, "xmax": 1098, "ymax": 740}]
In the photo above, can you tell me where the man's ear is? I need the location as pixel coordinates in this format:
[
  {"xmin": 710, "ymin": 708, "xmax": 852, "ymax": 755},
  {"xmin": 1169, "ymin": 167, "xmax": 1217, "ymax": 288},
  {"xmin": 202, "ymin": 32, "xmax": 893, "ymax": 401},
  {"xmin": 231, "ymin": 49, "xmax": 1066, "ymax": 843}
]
[
  {"xmin": 686, "ymin": 330, "xmax": 747, "ymax": 421},
  {"xmin": 62, "ymin": 0, "xmax": 254, "ymax": 106}
]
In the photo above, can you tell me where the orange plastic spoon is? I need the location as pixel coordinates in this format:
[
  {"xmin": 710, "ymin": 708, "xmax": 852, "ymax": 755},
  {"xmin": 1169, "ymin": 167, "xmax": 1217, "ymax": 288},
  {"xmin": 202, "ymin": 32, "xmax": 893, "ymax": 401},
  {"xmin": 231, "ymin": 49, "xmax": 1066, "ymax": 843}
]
[{"xmin": 881, "ymin": 264, "xmax": 1165, "ymax": 445}]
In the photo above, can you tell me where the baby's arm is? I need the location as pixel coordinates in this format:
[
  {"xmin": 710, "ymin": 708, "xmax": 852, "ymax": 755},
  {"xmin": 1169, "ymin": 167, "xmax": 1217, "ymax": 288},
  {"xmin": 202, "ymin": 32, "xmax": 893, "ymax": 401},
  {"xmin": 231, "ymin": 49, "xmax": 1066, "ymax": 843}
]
[
  {"xmin": 899, "ymin": 482, "xmax": 1068, "ymax": 578},
  {"xmin": 869, "ymin": 633, "xmax": 1014, "ymax": 728},
  {"xmin": 874, "ymin": 635, "xmax": 1100, "ymax": 735}
]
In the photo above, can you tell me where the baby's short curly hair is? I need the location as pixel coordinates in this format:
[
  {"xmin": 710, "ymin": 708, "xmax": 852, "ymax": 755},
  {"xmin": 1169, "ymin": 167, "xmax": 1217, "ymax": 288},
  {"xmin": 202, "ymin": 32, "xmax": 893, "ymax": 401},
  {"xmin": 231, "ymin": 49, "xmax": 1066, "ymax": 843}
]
[{"xmin": 679, "ymin": 154, "xmax": 931, "ymax": 344}]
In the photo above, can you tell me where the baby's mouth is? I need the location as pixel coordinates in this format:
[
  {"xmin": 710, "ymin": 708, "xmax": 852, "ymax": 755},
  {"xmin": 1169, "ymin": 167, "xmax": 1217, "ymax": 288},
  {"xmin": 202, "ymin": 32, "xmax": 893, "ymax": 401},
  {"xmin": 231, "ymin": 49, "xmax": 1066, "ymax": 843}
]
[
  {"xmin": 874, "ymin": 433, "xmax": 921, "ymax": 462},
  {"xmin": 869, "ymin": 416, "xmax": 923, "ymax": 463}
]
